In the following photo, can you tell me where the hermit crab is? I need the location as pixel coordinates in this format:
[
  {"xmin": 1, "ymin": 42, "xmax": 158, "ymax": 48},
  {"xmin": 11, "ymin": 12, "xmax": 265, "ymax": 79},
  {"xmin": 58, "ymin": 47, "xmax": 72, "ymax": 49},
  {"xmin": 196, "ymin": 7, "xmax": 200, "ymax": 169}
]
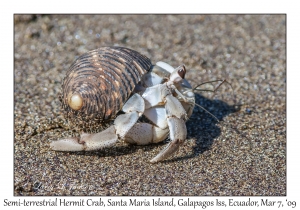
[{"xmin": 50, "ymin": 46, "xmax": 198, "ymax": 163}]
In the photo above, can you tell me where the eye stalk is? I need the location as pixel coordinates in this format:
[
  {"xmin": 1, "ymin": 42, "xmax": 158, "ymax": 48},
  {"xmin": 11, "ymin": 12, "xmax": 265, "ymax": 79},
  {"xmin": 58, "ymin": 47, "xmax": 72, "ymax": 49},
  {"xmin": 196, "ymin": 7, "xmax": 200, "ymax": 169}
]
[
  {"xmin": 170, "ymin": 65, "xmax": 187, "ymax": 83},
  {"xmin": 177, "ymin": 65, "xmax": 186, "ymax": 79}
]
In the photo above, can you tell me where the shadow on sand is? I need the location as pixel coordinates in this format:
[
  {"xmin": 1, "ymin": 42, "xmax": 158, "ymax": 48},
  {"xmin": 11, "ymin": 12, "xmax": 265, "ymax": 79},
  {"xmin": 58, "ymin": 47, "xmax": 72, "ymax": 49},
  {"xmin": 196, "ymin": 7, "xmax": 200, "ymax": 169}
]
[{"xmin": 163, "ymin": 93, "xmax": 239, "ymax": 163}]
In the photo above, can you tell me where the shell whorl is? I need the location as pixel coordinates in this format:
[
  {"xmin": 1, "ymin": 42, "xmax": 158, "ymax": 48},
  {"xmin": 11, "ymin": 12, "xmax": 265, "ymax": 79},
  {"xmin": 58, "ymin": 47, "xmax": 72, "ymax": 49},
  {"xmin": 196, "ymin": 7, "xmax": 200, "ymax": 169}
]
[{"xmin": 61, "ymin": 46, "xmax": 152, "ymax": 127}]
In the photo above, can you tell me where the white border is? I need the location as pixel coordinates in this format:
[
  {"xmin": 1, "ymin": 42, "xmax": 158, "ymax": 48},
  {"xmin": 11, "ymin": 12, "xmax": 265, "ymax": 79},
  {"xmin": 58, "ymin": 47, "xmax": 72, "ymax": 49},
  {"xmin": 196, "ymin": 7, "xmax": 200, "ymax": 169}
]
[{"xmin": 2, "ymin": 0, "xmax": 298, "ymax": 209}]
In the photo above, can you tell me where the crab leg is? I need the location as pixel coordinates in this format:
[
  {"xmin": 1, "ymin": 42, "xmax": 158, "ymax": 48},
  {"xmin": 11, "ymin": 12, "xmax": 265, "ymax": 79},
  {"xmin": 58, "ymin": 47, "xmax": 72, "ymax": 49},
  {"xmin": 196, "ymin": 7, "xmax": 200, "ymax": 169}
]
[
  {"xmin": 150, "ymin": 94, "xmax": 188, "ymax": 163},
  {"xmin": 50, "ymin": 93, "xmax": 145, "ymax": 151}
]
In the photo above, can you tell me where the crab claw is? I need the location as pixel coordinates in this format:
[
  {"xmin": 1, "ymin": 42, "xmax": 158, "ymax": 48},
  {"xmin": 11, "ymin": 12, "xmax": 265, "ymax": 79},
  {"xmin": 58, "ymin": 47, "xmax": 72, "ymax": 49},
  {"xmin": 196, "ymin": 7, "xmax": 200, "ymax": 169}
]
[
  {"xmin": 50, "ymin": 136, "xmax": 83, "ymax": 151},
  {"xmin": 150, "ymin": 117, "xmax": 187, "ymax": 163},
  {"xmin": 150, "ymin": 139, "xmax": 184, "ymax": 163},
  {"xmin": 50, "ymin": 125, "xmax": 118, "ymax": 151}
]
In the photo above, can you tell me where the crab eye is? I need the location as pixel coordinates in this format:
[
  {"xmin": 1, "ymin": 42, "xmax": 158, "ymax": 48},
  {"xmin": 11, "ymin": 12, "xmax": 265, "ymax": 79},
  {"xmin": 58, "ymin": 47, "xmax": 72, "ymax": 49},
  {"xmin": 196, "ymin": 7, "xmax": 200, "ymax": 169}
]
[{"xmin": 178, "ymin": 65, "xmax": 186, "ymax": 79}]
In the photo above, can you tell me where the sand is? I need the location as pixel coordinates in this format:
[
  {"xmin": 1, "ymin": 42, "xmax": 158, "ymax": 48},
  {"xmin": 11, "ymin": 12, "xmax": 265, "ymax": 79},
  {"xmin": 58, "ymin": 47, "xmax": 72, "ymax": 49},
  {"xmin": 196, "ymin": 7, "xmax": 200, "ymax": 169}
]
[{"xmin": 14, "ymin": 14, "xmax": 286, "ymax": 195}]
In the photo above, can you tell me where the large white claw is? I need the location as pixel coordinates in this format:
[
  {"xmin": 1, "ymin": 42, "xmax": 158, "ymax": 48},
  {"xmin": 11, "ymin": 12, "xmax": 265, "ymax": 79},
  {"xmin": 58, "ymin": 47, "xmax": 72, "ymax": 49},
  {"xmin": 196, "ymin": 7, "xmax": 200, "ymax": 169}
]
[
  {"xmin": 50, "ymin": 125, "xmax": 118, "ymax": 151},
  {"xmin": 50, "ymin": 137, "xmax": 84, "ymax": 151}
]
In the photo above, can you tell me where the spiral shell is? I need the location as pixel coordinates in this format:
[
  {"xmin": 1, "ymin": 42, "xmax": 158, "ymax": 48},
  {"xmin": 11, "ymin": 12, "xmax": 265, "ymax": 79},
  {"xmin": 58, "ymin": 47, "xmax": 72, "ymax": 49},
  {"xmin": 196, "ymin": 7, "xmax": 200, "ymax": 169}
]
[{"xmin": 61, "ymin": 46, "xmax": 152, "ymax": 128}]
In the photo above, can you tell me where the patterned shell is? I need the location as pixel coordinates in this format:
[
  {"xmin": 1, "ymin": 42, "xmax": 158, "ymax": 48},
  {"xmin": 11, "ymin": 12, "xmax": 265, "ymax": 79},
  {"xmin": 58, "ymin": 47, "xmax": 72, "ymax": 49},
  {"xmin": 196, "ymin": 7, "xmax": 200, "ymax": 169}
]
[{"xmin": 61, "ymin": 46, "xmax": 152, "ymax": 128}]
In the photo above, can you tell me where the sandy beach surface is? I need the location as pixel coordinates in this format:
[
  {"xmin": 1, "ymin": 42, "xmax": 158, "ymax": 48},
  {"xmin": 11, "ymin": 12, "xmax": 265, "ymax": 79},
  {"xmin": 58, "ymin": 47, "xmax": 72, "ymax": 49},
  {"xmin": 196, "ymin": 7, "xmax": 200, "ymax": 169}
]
[{"xmin": 14, "ymin": 15, "xmax": 285, "ymax": 195}]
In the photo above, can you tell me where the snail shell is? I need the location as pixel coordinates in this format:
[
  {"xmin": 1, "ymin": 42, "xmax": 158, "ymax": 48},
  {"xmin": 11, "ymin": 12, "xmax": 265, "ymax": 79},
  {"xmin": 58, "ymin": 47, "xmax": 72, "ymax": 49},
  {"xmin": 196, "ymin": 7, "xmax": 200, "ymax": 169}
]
[{"xmin": 61, "ymin": 46, "xmax": 152, "ymax": 128}]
